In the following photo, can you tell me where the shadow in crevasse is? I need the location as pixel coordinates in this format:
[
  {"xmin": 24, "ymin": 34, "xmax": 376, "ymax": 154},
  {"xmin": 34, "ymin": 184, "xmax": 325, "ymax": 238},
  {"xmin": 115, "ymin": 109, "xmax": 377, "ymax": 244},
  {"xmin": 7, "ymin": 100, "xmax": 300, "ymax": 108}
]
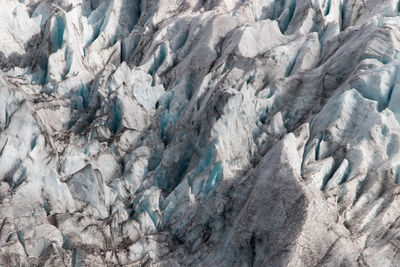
[
  {"xmin": 118, "ymin": 0, "xmax": 142, "ymax": 63},
  {"xmin": 0, "ymin": 31, "xmax": 41, "ymax": 72},
  {"xmin": 193, "ymin": 0, "xmax": 223, "ymax": 12},
  {"xmin": 118, "ymin": 0, "xmax": 141, "ymax": 34}
]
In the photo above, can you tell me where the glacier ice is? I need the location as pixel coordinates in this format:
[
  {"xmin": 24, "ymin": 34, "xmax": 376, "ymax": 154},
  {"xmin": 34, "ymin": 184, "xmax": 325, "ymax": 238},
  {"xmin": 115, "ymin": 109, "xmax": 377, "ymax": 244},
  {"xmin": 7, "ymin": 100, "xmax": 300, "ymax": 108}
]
[{"xmin": 2, "ymin": 0, "xmax": 400, "ymax": 266}]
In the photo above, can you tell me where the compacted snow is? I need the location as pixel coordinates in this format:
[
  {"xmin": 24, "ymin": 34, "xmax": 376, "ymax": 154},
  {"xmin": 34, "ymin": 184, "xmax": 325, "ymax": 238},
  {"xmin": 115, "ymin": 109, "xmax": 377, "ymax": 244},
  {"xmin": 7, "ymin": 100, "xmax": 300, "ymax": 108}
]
[{"xmin": 1, "ymin": 0, "xmax": 400, "ymax": 266}]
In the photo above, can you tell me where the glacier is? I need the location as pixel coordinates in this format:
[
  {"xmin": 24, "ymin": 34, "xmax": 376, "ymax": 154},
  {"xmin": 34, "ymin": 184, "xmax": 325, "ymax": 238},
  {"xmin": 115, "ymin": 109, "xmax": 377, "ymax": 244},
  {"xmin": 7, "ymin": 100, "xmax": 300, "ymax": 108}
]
[{"xmin": 1, "ymin": 0, "xmax": 400, "ymax": 266}]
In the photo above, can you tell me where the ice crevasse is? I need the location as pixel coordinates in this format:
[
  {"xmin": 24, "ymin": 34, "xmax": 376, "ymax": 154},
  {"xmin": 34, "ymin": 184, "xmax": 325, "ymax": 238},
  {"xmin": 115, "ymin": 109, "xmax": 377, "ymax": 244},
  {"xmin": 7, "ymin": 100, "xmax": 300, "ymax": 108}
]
[{"xmin": 2, "ymin": 0, "xmax": 400, "ymax": 266}]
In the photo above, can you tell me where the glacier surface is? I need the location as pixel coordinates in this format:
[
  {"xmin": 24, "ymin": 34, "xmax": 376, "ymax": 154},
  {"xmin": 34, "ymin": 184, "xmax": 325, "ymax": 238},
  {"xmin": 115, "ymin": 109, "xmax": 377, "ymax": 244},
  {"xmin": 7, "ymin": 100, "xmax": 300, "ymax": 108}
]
[{"xmin": 1, "ymin": 0, "xmax": 400, "ymax": 266}]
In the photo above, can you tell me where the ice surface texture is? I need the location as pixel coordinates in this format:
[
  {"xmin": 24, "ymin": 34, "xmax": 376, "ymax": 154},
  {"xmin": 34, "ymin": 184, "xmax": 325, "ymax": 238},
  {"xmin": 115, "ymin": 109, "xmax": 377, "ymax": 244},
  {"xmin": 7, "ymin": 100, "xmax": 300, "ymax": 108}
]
[{"xmin": 1, "ymin": 0, "xmax": 400, "ymax": 266}]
